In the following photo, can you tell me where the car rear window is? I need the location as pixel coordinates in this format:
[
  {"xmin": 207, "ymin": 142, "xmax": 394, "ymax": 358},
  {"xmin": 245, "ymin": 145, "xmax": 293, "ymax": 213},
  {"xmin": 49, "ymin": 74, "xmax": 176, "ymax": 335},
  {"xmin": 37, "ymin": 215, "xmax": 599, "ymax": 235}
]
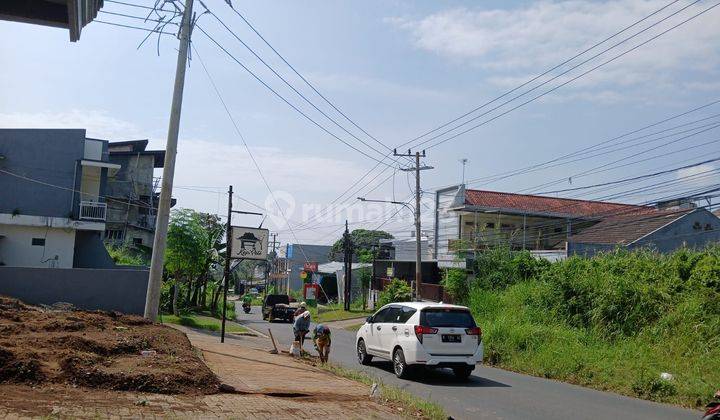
[
  {"xmin": 265, "ymin": 295, "xmax": 290, "ymax": 306},
  {"xmin": 421, "ymin": 308, "xmax": 476, "ymax": 328}
]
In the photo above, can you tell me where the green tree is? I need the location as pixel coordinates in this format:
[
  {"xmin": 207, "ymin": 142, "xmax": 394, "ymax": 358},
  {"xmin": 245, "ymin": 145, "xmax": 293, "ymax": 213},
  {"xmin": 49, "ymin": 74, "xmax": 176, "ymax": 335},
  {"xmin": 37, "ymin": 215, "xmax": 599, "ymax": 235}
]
[
  {"xmin": 165, "ymin": 209, "xmax": 225, "ymax": 315},
  {"xmin": 329, "ymin": 229, "xmax": 393, "ymax": 260}
]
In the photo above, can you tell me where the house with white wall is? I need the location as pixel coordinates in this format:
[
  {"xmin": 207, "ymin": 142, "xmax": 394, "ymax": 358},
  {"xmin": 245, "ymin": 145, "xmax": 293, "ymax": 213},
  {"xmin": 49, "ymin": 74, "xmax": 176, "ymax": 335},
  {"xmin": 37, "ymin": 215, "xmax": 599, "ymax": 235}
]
[{"xmin": 0, "ymin": 129, "xmax": 120, "ymax": 268}]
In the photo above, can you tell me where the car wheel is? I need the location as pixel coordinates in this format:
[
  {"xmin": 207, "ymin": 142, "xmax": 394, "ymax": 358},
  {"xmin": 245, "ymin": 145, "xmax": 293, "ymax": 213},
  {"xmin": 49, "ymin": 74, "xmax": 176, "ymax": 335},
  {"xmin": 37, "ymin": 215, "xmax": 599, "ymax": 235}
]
[
  {"xmin": 453, "ymin": 366, "xmax": 474, "ymax": 380},
  {"xmin": 393, "ymin": 348, "xmax": 412, "ymax": 379},
  {"xmin": 357, "ymin": 339, "xmax": 372, "ymax": 365}
]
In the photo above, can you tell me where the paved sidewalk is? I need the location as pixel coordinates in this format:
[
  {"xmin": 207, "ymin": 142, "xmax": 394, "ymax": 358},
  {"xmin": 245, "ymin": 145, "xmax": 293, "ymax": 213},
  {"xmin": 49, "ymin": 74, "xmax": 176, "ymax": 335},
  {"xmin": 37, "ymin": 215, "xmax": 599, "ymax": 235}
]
[{"xmin": 0, "ymin": 326, "xmax": 401, "ymax": 419}]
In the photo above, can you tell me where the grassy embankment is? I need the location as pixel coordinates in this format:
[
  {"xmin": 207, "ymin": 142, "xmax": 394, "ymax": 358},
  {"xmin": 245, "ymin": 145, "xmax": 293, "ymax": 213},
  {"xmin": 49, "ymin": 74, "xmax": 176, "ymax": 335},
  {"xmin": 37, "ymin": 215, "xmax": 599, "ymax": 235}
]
[
  {"xmin": 161, "ymin": 313, "xmax": 249, "ymax": 334},
  {"xmin": 445, "ymin": 246, "xmax": 720, "ymax": 408}
]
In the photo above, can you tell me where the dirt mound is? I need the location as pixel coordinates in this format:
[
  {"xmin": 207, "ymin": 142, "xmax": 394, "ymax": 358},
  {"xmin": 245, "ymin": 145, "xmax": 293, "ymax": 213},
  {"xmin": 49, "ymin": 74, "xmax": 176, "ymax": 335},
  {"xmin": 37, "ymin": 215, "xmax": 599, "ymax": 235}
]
[{"xmin": 0, "ymin": 296, "xmax": 219, "ymax": 395}]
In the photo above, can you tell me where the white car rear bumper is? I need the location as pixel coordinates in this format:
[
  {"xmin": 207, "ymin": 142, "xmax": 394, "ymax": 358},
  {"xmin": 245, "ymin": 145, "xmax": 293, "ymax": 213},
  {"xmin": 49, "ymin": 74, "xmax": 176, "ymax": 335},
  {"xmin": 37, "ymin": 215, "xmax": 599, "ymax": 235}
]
[{"xmin": 405, "ymin": 342, "xmax": 484, "ymax": 367}]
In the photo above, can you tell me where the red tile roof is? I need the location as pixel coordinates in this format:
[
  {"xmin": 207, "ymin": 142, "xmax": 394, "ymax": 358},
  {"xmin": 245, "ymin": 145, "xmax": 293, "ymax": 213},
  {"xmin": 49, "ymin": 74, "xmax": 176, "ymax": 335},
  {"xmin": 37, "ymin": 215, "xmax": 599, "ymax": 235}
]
[
  {"xmin": 569, "ymin": 208, "xmax": 695, "ymax": 245},
  {"xmin": 464, "ymin": 189, "xmax": 643, "ymax": 219}
]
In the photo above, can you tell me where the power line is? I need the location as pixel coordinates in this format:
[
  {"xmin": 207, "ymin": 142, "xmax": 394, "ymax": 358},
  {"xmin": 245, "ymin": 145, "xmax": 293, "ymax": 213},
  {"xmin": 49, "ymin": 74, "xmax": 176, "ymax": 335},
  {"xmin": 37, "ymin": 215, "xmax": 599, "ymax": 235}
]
[
  {"xmin": 396, "ymin": 0, "xmax": 684, "ymax": 150},
  {"xmin": 421, "ymin": 1, "xmax": 720, "ymax": 151},
  {"xmin": 194, "ymin": 24, "xmax": 395, "ymax": 168},
  {"xmin": 219, "ymin": 1, "xmax": 412, "ymax": 165},
  {"xmin": 201, "ymin": 4, "xmax": 410, "ymax": 167},
  {"xmin": 94, "ymin": 19, "xmax": 176, "ymax": 35},
  {"xmin": 192, "ymin": 44, "xmax": 311, "ymax": 263},
  {"xmin": 536, "ymin": 156, "xmax": 720, "ymax": 195},
  {"xmin": 436, "ymin": 99, "xmax": 720, "ymax": 191}
]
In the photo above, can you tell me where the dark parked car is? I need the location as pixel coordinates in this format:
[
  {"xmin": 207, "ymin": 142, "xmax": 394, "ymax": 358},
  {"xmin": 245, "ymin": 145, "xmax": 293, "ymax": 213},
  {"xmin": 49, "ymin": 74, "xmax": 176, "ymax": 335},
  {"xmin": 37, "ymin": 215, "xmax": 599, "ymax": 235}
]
[{"xmin": 262, "ymin": 294, "xmax": 295, "ymax": 323}]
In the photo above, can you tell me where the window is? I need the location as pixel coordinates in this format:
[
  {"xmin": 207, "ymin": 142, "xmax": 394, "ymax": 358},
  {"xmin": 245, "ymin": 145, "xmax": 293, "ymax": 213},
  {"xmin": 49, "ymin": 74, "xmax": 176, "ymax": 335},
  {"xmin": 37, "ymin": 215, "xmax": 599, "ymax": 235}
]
[
  {"xmin": 554, "ymin": 227, "xmax": 563, "ymax": 233},
  {"xmin": 693, "ymin": 222, "xmax": 702, "ymax": 230},
  {"xmin": 132, "ymin": 238, "xmax": 143, "ymax": 246},
  {"xmin": 397, "ymin": 306, "xmax": 417, "ymax": 323},
  {"xmin": 31, "ymin": 238, "xmax": 45, "ymax": 246},
  {"xmin": 382, "ymin": 306, "xmax": 402, "ymax": 323},
  {"xmin": 420, "ymin": 308, "xmax": 476, "ymax": 328},
  {"xmin": 485, "ymin": 222, "xmax": 495, "ymax": 229},
  {"xmin": 705, "ymin": 223, "xmax": 714, "ymax": 231},
  {"xmin": 105, "ymin": 230, "xmax": 124, "ymax": 240},
  {"xmin": 371, "ymin": 308, "xmax": 391, "ymax": 323}
]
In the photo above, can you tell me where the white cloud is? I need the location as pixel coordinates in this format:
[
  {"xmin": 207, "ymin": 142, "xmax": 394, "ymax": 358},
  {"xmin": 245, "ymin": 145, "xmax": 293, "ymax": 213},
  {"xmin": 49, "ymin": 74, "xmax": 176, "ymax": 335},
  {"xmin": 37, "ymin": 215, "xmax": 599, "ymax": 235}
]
[
  {"xmin": 676, "ymin": 163, "xmax": 718, "ymax": 188},
  {"xmin": 387, "ymin": 1, "xmax": 720, "ymax": 98},
  {"xmin": 0, "ymin": 110, "xmax": 145, "ymax": 139}
]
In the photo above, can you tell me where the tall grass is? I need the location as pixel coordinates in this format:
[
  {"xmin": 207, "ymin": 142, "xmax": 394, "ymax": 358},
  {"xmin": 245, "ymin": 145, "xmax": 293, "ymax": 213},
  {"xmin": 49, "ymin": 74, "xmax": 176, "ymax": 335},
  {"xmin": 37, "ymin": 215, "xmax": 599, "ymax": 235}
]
[{"xmin": 453, "ymin": 246, "xmax": 720, "ymax": 408}]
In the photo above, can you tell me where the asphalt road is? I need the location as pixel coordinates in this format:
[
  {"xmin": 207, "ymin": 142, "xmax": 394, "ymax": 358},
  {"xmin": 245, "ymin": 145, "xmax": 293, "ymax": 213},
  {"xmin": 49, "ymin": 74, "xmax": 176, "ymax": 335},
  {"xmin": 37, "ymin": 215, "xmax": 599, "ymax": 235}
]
[{"xmin": 237, "ymin": 307, "xmax": 700, "ymax": 420}]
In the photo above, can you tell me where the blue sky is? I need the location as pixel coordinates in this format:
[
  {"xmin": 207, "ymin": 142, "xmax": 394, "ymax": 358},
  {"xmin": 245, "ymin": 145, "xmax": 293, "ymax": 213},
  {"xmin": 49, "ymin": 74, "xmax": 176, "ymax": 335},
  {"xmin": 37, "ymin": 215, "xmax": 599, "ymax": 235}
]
[{"xmin": 1, "ymin": 0, "xmax": 719, "ymax": 245}]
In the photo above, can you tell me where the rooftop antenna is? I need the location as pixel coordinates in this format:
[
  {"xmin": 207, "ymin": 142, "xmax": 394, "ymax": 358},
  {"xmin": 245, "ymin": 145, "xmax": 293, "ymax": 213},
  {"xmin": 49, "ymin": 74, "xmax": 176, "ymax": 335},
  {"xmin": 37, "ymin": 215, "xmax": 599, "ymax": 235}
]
[{"xmin": 459, "ymin": 158, "xmax": 468, "ymax": 185}]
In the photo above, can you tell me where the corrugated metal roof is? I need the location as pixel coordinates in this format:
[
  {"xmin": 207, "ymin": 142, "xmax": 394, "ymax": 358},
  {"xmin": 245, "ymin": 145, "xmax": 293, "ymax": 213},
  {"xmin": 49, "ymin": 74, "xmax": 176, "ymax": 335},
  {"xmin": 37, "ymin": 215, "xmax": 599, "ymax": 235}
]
[{"xmin": 568, "ymin": 208, "xmax": 694, "ymax": 245}]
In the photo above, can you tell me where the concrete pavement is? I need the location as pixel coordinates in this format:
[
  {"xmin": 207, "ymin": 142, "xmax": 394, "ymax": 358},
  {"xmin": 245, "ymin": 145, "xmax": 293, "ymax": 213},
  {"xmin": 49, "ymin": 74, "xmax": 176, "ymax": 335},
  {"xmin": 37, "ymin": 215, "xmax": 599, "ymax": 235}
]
[{"xmin": 237, "ymin": 305, "xmax": 701, "ymax": 420}]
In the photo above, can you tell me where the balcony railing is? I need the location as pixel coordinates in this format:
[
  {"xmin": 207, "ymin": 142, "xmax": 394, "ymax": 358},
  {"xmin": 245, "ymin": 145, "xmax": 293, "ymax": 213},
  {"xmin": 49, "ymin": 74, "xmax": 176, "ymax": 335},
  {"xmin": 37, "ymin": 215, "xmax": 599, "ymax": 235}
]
[{"xmin": 79, "ymin": 201, "xmax": 107, "ymax": 221}]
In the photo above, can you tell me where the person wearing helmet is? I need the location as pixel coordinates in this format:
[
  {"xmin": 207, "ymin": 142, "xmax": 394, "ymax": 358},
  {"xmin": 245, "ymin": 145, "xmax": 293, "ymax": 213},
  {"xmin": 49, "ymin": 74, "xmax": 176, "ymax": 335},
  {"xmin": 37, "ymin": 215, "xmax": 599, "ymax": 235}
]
[{"xmin": 292, "ymin": 302, "xmax": 311, "ymax": 351}]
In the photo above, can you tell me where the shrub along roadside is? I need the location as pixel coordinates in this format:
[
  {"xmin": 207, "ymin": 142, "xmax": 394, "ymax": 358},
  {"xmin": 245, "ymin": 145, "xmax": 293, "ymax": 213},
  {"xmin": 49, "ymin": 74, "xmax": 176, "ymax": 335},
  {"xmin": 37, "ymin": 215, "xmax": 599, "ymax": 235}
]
[{"xmin": 449, "ymin": 246, "xmax": 720, "ymax": 408}]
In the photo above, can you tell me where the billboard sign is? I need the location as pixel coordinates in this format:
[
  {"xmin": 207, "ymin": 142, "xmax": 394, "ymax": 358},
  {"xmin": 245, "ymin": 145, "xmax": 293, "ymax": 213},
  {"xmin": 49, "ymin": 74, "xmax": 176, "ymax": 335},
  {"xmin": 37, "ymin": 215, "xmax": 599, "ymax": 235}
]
[{"xmin": 230, "ymin": 226, "xmax": 269, "ymax": 260}]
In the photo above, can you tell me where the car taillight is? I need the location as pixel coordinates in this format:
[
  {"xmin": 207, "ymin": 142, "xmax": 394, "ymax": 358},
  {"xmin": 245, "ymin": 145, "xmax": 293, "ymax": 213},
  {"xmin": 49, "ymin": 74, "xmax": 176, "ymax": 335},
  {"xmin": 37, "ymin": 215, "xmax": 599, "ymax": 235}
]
[
  {"xmin": 465, "ymin": 327, "xmax": 482, "ymax": 343},
  {"xmin": 414, "ymin": 325, "xmax": 438, "ymax": 343}
]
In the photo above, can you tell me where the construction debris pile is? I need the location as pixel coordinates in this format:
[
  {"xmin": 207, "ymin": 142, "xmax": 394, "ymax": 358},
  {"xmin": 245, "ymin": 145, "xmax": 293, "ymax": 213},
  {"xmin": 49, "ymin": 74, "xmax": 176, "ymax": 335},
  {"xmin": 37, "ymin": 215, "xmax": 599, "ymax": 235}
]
[{"xmin": 0, "ymin": 296, "xmax": 219, "ymax": 395}]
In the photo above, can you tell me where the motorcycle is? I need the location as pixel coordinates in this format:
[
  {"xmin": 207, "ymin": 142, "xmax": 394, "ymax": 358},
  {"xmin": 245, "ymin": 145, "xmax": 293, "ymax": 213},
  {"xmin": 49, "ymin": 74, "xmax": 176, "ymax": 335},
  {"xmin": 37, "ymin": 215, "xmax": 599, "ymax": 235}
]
[
  {"xmin": 242, "ymin": 302, "xmax": 251, "ymax": 314},
  {"xmin": 703, "ymin": 391, "xmax": 720, "ymax": 420}
]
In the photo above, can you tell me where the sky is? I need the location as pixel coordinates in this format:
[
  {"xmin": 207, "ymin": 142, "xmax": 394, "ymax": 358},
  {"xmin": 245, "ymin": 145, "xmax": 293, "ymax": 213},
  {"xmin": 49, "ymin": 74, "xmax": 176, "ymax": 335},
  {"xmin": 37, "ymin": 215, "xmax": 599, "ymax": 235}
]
[{"xmin": 1, "ymin": 0, "xmax": 719, "ymax": 247}]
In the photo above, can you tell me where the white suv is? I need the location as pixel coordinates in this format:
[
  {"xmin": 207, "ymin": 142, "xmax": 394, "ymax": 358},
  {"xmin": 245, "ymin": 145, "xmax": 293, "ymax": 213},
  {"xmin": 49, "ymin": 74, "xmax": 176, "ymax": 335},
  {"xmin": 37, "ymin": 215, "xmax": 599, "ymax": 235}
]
[{"xmin": 355, "ymin": 302, "xmax": 483, "ymax": 379}]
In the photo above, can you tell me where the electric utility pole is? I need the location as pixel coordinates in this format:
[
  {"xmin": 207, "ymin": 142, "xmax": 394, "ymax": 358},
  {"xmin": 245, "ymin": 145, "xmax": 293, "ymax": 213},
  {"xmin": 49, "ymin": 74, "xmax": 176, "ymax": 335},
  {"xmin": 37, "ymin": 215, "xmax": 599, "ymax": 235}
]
[
  {"xmin": 221, "ymin": 185, "xmax": 233, "ymax": 343},
  {"xmin": 395, "ymin": 149, "xmax": 433, "ymax": 301},
  {"xmin": 144, "ymin": 0, "xmax": 194, "ymax": 321},
  {"xmin": 342, "ymin": 220, "xmax": 354, "ymax": 311}
]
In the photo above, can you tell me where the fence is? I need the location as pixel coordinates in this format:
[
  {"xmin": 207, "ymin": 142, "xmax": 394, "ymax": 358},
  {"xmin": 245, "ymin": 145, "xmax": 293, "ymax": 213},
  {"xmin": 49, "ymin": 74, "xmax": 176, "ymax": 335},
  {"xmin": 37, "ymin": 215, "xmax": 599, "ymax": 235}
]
[{"xmin": 0, "ymin": 266, "xmax": 148, "ymax": 314}]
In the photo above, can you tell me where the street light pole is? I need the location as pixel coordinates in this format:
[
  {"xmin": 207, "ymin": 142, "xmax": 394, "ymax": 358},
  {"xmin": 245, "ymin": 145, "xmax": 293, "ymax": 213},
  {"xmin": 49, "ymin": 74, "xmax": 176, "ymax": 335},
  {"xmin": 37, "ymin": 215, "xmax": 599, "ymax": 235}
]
[{"xmin": 144, "ymin": 0, "xmax": 194, "ymax": 321}]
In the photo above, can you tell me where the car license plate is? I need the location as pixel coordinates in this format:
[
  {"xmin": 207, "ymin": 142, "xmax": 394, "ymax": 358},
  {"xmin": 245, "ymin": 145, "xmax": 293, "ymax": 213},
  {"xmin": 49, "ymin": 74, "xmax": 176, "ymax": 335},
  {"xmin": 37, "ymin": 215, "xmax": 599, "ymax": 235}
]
[{"xmin": 442, "ymin": 334, "xmax": 461, "ymax": 343}]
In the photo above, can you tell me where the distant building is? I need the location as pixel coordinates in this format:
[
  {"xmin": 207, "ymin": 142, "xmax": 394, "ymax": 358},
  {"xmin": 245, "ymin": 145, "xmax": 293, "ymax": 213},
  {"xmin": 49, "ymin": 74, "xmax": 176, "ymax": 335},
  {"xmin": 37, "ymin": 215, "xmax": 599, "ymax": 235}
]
[
  {"xmin": 284, "ymin": 243, "xmax": 332, "ymax": 292},
  {"xmin": 373, "ymin": 237, "xmax": 438, "ymax": 284},
  {"xmin": 0, "ymin": 129, "xmax": 120, "ymax": 268},
  {"xmin": 568, "ymin": 207, "xmax": 720, "ymax": 256},
  {"xmin": 434, "ymin": 185, "xmax": 720, "ymax": 265},
  {"xmin": 105, "ymin": 140, "xmax": 168, "ymax": 249}
]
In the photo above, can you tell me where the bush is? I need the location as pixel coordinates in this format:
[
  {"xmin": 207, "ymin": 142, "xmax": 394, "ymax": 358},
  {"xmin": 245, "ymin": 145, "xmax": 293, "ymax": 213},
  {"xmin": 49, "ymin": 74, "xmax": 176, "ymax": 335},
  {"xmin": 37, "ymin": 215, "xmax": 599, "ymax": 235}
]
[
  {"xmin": 378, "ymin": 278, "xmax": 412, "ymax": 307},
  {"xmin": 442, "ymin": 268, "xmax": 469, "ymax": 303},
  {"xmin": 106, "ymin": 244, "xmax": 149, "ymax": 266},
  {"xmin": 459, "ymin": 246, "xmax": 720, "ymax": 407}
]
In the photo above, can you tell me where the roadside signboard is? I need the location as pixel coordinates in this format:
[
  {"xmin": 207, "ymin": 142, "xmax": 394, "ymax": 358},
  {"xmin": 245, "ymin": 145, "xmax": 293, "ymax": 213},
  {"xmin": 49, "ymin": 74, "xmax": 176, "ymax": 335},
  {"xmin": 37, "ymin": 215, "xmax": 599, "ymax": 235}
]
[
  {"xmin": 300, "ymin": 270, "xmax": 308, "ymax": 280},
  {"xmin": 303, "ymin": 283, "xmax": 319, "ymax": 307},
  {"xmin": 386, "ymin": 267, "xmax": 394, "ymax": 277},
  {"xmin": 230, "ymin": 226, "xmax": 269, "ymax": 260},
  {"xmin": 303, "ymin": 261, "xmax": 318, "ymax": 272}
]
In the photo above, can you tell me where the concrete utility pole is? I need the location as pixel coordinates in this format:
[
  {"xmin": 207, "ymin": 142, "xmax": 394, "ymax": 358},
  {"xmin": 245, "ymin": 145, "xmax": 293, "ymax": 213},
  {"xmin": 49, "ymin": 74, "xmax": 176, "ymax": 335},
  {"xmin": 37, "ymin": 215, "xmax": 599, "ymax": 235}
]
[
  {"xmin": 221, "ymin": 185, "xmax": 233, "ymax": 343},
  {"xmin": 395, "ymin": 149, "xmax": 433, "ymax": 301},
  {"xmin": 144, "ymin": 0, "xmax": 194, "ymax": 321},
  {"xmin": 342, "ymin": 220, "xmax": 353, "ymax": 311}
]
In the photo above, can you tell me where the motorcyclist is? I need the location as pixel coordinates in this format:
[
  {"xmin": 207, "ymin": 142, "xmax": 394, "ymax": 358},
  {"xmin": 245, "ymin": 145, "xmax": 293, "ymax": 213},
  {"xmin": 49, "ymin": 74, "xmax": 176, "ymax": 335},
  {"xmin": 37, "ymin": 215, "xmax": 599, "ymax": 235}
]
[{"xmin": 241, "ymin": 293, "xmax": 253, "ymax": 312}]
